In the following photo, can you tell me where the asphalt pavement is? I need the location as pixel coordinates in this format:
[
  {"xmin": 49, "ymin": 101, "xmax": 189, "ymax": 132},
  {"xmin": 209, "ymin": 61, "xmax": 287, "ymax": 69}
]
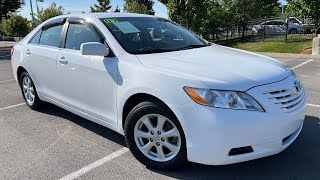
[{"xmin": 0, "ymin": 44, "xmax": 319, "ymax": 179}]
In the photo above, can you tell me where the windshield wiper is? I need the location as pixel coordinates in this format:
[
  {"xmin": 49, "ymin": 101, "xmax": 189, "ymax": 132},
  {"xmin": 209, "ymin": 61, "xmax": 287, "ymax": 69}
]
[
  {"xmin": 131, "ymin": 44, "xmax": 212, "ymax": 54},
  {"xmin": 177, "ymin": 44, "xmax": 211, "ymax": 51},
  {"xmin": 131, "ymin": 48, "xmax": 174, "ymax": 55}
]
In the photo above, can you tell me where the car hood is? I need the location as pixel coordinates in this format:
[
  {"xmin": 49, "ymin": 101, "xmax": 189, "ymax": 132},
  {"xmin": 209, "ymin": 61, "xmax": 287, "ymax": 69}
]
[{"xmin": 136, "ymin": 45, "xmax": 290, "ymax": 91}]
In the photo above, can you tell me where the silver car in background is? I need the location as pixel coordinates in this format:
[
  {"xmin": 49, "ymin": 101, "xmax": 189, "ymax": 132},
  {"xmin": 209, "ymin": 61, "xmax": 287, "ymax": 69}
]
[{"xmin": 253, "ymin": 20, "xmax": 303, "ymax": 35}]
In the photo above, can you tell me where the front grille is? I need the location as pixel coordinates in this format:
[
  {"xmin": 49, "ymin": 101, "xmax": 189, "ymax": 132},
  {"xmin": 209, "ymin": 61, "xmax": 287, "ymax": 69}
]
[{"xmin": 265, "ymin": 88, "xmax": 305, "ymax": 112}]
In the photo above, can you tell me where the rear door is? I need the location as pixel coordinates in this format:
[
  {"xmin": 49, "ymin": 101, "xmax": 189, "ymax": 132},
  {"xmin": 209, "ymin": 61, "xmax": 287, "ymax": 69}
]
[
  {"xmin": 264, "ymin": 21, "xmax": 275, "ymax": 34},
  {"xmin": 23, "ymin": 19, "xmax": 65, "ymax": 100},
  {"xmin": 273, "ymin": 21, "xmax": 287, "ymax": 34},
  {"xmin": 57, "ymin": 18, "xmax": 119, "ymax": 125}
]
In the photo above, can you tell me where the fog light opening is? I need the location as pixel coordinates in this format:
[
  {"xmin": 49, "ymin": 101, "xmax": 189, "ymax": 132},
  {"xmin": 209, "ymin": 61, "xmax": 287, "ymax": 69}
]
[{"xmin": 228, "ymin": 146, "xmax": 254, "ymax": 156}]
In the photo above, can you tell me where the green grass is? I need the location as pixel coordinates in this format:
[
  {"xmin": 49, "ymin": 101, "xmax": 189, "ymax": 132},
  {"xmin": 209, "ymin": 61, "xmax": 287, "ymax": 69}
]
[{"xmin": 231, "ymin": 40, "xmax": 312, "ymax": 54}]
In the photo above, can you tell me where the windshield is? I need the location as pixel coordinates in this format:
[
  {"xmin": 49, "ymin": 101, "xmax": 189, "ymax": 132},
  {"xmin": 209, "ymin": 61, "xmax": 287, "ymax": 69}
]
[{"xmin": 100, "ymin": 17, "xmax": 210, "ymax": 54}]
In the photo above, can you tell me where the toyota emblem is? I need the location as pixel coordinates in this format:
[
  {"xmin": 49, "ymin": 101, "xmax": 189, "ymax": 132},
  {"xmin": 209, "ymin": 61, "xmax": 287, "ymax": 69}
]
[{"xmin": 294, "ymin": 80, "xmax": 301, "ymax": 94}]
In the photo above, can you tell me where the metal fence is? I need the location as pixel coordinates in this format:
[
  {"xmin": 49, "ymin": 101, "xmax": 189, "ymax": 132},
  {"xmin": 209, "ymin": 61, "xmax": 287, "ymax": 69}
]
[{"xmin": 213, "ymin": 16, "xmax": 317, "ymax": 44}]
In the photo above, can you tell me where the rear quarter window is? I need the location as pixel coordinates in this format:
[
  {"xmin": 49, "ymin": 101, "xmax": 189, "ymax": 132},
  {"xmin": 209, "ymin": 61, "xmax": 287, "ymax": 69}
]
[{"xmin": 29, "ymin": 30, "xmax": 42, "ymax": 44}]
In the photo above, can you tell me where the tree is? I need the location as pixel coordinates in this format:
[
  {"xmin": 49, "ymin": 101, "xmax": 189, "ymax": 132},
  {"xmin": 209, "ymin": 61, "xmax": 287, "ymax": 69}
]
[
  {"xmin": 124, "ymin": 0, "xmax": 154, "ymax": 15},
  {"xmin": 286, "ymin": 0, "xmax": 320, "ymax": 32},
  {"xmin": 90, "ymin": 0, "xmax": 112, "ymax": 12},
  {"xmin": 0, "ymin": 14, "xmax": 30, "ymax": 36},
  {"xmin": 203, "ymin": 0, "xmax": 232, "ymax": 40},
  {"xmin": 0, "ymin": 0, "xmax": 24, "ymax": 20},
  {"xmin": 285, "ymin": 0, "xmax": 309, "ymax": 18},
  {"xmin": 124, "ymin": 0, "xmax": 148, "ymax": 14},
  {"xmin": 114, "ymin": 6, "xmax": 121, "ymax": 12},
  {"xmin": 36, "ymin": 2, "xmax": 64, "ymax": 24},
  {"xmin": 160, "ymin": 0, "xmax": 281, "ymax": 39},
  {"xmin": 227, "ymin": 0, "xmax": 280, "ymax": 39},
  {"xmin": 303, "ymin": 0, "xmax": 320, "ymax": 32},
  {"xmin": 160, "ymin": 0, "xmax": 207, "ymax": 34}
]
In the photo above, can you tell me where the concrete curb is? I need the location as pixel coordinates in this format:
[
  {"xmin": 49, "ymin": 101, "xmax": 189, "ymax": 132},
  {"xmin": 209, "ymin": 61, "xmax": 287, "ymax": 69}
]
[
  {"xmin": 257, "ymin": 52, "xmax": 320, "ymax": 60},
  {"xmin": 0, "ymin": 41, "xmax": 16, "ymax": 47}
]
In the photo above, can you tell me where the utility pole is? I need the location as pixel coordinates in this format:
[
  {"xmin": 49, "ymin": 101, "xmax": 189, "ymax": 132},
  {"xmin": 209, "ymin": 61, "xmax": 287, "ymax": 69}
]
[
  {"xmin": 36, "ymin": 0, "xmax": 40, "ymax": 16},
  {"xmin": 36, "ymin": 0, "xmax": 44, "ymax": 18},
  {"xmin": 29, "ymin": 0, "xmax": 36, "ymax": 28}
]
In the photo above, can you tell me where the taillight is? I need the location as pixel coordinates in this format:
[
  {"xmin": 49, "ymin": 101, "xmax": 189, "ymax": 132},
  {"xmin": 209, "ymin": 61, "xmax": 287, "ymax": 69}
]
[{"xmin": 11, "ymin": 48, "xmax": 14, "ymax": 57}]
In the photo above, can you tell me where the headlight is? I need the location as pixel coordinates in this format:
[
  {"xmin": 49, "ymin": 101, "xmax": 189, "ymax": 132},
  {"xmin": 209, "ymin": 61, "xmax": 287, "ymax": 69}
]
[{"xmin": 184, "ymin": 87, "xmax": 264, "ymax": 112}]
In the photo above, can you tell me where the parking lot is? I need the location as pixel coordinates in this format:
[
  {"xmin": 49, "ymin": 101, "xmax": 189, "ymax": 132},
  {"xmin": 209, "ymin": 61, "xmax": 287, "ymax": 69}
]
[{"xmin": 0, "ymin": 43, "xmax": 320, "ymax": 179}]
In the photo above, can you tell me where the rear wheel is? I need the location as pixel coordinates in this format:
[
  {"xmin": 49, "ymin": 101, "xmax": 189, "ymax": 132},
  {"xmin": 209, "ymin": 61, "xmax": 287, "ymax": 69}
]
[
  {"xmin": 20, "ymin": 72, "xmax": 43, "ymax": 110},
  {"xmin": 124, "ymin": 100, "xmax": 187, "ymax": 170},
  {"xmin": 258, "ymin": 29, "xmax": 265, "ymax": 36},
  {"xmin": 289, "ymin": 28, "xmax": 298, "ymax": 34}
]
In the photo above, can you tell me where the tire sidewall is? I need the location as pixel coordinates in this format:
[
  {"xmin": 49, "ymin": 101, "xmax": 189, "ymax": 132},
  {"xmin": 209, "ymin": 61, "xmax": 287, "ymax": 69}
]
[
  {"xmin": 124, "ymin": 101, "xmax": 187, "ymax": 170},
  {"xmin": 20, "ymin": 72, "xmax": 42, "ymax": 109},
  {"xmin": 258, "ymin": 29, "xmax": 264, "ymax": 35},
  {"xmin": 289, "ymin": 28, "xmax": 297, "ymax": 34}
]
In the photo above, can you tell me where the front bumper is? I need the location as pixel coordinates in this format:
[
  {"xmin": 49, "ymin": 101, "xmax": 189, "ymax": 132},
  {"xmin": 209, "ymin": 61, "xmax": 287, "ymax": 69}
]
[{"xmin": 169, "ymin": 76, "xmax": 306, "ymax": 165}]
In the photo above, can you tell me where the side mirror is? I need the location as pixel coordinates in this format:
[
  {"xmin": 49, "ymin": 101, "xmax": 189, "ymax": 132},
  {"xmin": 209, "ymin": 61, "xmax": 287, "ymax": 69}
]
[{"xmin": 80, "ymin": 42, "xmax": 110, "ymax": 56}]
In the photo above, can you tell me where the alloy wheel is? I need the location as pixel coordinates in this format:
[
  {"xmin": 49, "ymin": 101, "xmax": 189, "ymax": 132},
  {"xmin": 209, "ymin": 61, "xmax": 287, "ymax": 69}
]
[
  {"xmin": 22, "ymin": 76, "xmax": 35, "ymax": 105},
  {"xmin": 134, "ymin": 114, "xmax": 181, "ymax": 162}
]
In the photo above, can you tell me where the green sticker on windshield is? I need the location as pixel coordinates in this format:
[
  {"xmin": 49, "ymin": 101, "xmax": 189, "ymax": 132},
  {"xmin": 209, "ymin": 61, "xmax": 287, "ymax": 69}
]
[{"xmin": 104, "ymin": 19, "xmax": 118, "ymax": 23}]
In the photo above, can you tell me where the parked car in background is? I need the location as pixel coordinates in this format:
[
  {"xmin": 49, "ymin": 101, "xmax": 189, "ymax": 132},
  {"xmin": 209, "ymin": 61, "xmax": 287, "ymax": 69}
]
[{"xmin": 253, "ymin": 20, "xmax": 303, "ymax": 35}]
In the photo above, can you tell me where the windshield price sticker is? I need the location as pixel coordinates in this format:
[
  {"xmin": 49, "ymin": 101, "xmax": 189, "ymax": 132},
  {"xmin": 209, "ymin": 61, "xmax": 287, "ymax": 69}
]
[
  {"xmin": 113, "ymin": 21, "xmax": 140, "ymax": 34},
  {"xmin": 104, "ymin": 19, "xmax": 118, "ymax": 23}
]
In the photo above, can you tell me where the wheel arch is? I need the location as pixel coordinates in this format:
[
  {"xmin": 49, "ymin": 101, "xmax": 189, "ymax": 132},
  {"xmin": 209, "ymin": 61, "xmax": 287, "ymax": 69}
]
[
  {"xmin": 121, "ymin": 93, "xmax": 177, "ymax": 131},
  {"xmin": 17, "ymin": 66, "xmax": 28, "ymax": 86},
  {"xmin": 289, "ymin": 28, "xmax": 298, "ymax": 34}
]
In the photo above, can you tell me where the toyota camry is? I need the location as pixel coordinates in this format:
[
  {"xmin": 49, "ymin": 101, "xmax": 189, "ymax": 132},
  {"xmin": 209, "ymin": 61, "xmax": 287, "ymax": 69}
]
[{"xmin": 11, "ymin": 13, "xmax": 306, "ymax": 170}]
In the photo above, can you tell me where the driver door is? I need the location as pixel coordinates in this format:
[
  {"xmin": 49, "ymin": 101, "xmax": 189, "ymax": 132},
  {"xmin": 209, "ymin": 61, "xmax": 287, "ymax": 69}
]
[{"xmin": 57, "ymin": 19, "xmax": 119, "ymax": 125}]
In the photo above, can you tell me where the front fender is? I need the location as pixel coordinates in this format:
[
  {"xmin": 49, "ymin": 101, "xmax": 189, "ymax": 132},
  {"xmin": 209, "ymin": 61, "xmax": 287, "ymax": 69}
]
[{"xmin": 116, "ymin": 59, "xmax": 207, "ymax": 134}]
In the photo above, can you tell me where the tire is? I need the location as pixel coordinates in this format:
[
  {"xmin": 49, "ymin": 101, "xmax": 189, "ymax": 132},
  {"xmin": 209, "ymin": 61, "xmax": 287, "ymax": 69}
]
[
  {"xmin": 20, "ymin": 72, "xmax": 43, "ymax": 110},
  {"xmin": 289, "ymin": 28, "xmax": 298, "ymax": 34},
  {"xmin": 124, "ymin": 99, "xmax": 187, "ymax": 170},
  {"xmin": 258, "ymin": 29, "xmax": 264, "ymax": 36}
]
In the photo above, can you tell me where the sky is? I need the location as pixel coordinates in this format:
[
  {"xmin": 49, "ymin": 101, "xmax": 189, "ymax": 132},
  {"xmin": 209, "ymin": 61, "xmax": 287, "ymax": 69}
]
[{"xmin": 19, "ymin": 0, "xmax": 286, "ymax": 20}]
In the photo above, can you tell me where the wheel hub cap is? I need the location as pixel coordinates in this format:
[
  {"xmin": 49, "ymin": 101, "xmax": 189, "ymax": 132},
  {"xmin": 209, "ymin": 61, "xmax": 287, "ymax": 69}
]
[{"xmin": 134, "ymin": 114, "xmax": 181, "ymax": 162}]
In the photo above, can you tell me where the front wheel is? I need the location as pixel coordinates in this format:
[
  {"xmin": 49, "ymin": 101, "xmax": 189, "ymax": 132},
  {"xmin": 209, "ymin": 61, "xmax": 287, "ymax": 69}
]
[
  {"xmin": 289, "ymin": 28, "xmax": 298, "ymax": 34},
  {"xmin": 20, "ymin": 72, "xmax": 43, "ymax": 110},
  {"xmin": 124, "ymin": 100, "xmax": 187, "ymax": 170}
]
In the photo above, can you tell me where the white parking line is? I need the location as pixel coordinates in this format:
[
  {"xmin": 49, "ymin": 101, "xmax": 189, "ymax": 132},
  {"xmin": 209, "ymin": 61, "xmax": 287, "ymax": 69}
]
[
  {"xmin": 0, "ymin": 79, "xmax": 15, "ymax": 83},
  {"xmin": 292, "ymin": 59, "xmax": 314, "ymax": 70},
  {"xmin": 59, "ymin": 147, "xmax": 129, "ymax": 180},
  {"xmin": 307, "ymin": 104, "xmax": 320, "ymax": 108},
  {"xmin": 0, "ymin": 103, "xmax": 25, "ymax": 111}
]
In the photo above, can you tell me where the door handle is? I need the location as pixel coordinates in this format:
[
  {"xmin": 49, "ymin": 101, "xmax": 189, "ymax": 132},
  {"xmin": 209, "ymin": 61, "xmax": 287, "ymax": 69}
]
[
  {"xmin": 59, "ymin": 57, "xmax": 68, "ymax": 64},
  {"xmin": 26, "ymin": 49, "xmax": 31, "ymax": 55},
  {"xmin": 59, "ymin": 60, "xmax": 68, "ymax": 65}
]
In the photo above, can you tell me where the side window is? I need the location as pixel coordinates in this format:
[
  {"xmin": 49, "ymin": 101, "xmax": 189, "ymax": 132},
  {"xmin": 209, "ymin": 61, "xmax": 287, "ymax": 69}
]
[
  {"xmin": 39, "ymin": 24, "xmax": 64, "ymax": 48},
  {"xmin": 65, "ymin": 23, "xmax": 102, "ymax": 51},
  {"xmin": 29, "ymin": 30, "xmax": 42, "ymax": 44},
  {"xmin": 274, "ymin": 21, "xmax": 286, "ymax": 26}
]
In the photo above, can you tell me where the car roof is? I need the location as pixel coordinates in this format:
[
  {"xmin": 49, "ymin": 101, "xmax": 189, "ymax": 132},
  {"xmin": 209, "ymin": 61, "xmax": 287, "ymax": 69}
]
[
  {"xmin": 50, "ymin": 13, "xmax": 157, "ymax": 20},
  {"xmin": 91, "ymin": 12, "xmax": 156, "ymax": 18}
]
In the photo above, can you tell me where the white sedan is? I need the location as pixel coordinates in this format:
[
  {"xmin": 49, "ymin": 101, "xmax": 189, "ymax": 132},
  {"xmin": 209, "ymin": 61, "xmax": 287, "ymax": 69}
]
[
  {"xmin": 252, "ymin": 20, "xmax": 304, "ymax": 35},
  {"xmin": 11, "ymin": 13, "xmax": 306, "ymax": 170}
]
